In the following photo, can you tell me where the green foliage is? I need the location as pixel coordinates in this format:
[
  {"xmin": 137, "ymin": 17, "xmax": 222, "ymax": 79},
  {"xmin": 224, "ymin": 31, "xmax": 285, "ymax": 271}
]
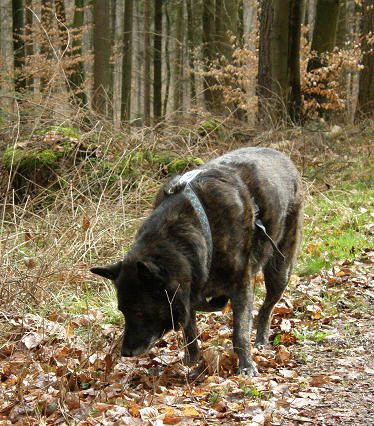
[
  {"xmin": 292, "ymin": 326, "xmax": 331, "ymax": 343},
  {"xmin": 39, "ymin": 126, "xmax": 81, "ymax": 139},
  {"xmin": 91, "ymin": 150, "xmax": 204, "ymax": 193},
  {"xmin": 2, "ymin": 147, "xmax": 62, "ymax": 171},
  {"xmin": 198, "ymin": 119, "xmax": 224, "ymax": 137},
  {"xmin": 297, "ymin": 180, "xmax": 373, "ymax": 276},
  {"xmin": 239, "ymin": 382, "xmax": 263, "ymax": 400}
]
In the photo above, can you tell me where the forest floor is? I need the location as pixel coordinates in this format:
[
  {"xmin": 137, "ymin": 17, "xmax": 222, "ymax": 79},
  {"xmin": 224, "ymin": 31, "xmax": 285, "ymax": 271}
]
[{"xmin": 0, "ymin": 122, "xmax": 373, "ymax": 424}]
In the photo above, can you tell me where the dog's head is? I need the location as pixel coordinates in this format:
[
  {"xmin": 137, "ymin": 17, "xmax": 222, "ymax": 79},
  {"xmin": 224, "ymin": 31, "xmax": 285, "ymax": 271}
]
[{"xmin": 91, "ymin": 256, "xmax": 191, "ymax": 357}]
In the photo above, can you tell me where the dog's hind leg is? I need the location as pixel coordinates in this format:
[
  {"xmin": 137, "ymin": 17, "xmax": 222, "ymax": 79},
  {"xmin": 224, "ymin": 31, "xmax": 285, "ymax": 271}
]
[
  {"xmin": 255, "ymin": 202, "xmax": 303, "ymax": 347},
  {"xmin": 231, "ymin": 271, "xmax": 259, "ymax": 376}
]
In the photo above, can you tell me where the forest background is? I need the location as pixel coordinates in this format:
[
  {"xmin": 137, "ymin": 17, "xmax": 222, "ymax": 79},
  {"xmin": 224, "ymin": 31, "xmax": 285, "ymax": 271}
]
[{"xmin": 0, "ymin": 0, "xmax": 373, "ymax": 424}]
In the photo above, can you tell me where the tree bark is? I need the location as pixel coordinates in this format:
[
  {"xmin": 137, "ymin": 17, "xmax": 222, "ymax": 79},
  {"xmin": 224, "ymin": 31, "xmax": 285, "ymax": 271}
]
[
  {"xmin": 55, "ymin": 0, "xmax": 68, "ymax": 52},
  {"xmin": 25, "ymin": 0, "xmax": 34, "ymax": 90},
  {"xmin": 153, "ymin": 0, "xmax": 162, "ymax": 122},
  {"xmin": 143, "ymin": 0, "xmax": 151, "ymax": 125},
  {"xmin": 173, "ymin": 0, "xmax": 184, "ymax": 114},
  {"xmin": 163, "ymin": 1, "xmax": 171, "ymax": 116},
  {"xmin": 307, "ymin": 0, "xmax": 341, "ymax": 72},
  {"xmin": 258, "ymin": 0, "xmax": 303, "ymax": 123},
  {"xmin": 355, "ymin": 0, "xmax": 374, "ymax": 120},
  {"xmin": 215, "ymin": 0, "xmax": 238, "ymax": 60},
  {"xmin": 12, "ymin": 0, "xmax": 25, "ymax": 92},
  {"xmin": 69, "ymin": 0, "xmax": 86, "ymax": 106},
  {"xmin": 121, "ymin": 0, "xmax": 134, "ymax": 121},
  {"xmin": 202, "ymin": 0, "xmax": 216, "ymax": 110},
  {"xmin": 93, "ymin": 0, "xmax": 111, "ymax": 116},
  {"xmin": 186, "ymin": 0, "xmax": 196, "ymax": 105}
]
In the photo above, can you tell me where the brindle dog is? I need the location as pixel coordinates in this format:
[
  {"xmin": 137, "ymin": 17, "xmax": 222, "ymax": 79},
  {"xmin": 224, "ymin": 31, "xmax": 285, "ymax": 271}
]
[{"xmin": 91, "ymin": 147, "xmax": 303, "ymax": 375}]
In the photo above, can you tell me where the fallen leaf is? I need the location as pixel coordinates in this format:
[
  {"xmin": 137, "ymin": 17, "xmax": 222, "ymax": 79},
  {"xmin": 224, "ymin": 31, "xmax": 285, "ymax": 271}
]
[{"xmin": 20, "ymin": 331, "xmax": 43, "ymax": 350}]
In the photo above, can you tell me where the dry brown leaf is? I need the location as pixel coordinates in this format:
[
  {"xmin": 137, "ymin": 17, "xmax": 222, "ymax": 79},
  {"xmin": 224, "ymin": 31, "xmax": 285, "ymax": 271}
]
[
  {"xmin": 275, "ymin": 345, "xmax": 293, "ymax": 366},
  {"xmin": 309, "ymin": 375, "xmax": 330, "ymax": 387},
  {"xmin": 181, "ymin": 405, "xmax": 200, "ymax": 417}
]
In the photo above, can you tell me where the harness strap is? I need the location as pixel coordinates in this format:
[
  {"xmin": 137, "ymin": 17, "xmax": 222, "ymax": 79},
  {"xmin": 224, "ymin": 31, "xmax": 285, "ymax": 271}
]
[
  {"xmin": 253, "ymin": 202, "xmax": 285, "ymax": 261},
  {"xmin": 183, "ymin": 182, "xmax": 213, "ymax": 271}
]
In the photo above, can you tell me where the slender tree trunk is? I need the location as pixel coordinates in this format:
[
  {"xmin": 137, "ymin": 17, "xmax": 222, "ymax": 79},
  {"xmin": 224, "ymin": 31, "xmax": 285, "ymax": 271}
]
[
  {"xmin": 355, "ymin": 0, "xmax": 374, "ymax": 120},
  {"xmin": 1, "ymin": 0, "xmax": 14, "ymax": 111},
  {"xmin": 25, "ymin": 0, "xmax": 34, "ymax": 90},
  {"xmin": 69, "ymin": 0, "xmax": 86, "ymax": 106},
  {"xmin": 12, "ymin": 0, "xmax": 25, "ymax": 92},
  {"xmin": 143, "ymin": 0, "xmax": 151, "ymax": 125},
  {"xmin": 153, "ymin": 0, "xmax": 162, "ymax": 122},
  {"xmin": 163, "ymin": 1, "xmax": 171, "ymax": 116},
  {"xmin": 336, "ymin": 0, "xmax": 346, "ymax": 48},
  {"xmin": 202, "ymin": 0, "xmax": 216, "ymax": 110},
  {"xmin": 287, "ymin": 0, "xmax": 303, "ymax": 122},
  {"xmin": 173, "ymin": 0, "xmax": 183, "ymax": 114},
  {"xmin": 93, "ymin": 0, "xmax": 111, "ymax": 115},
  {"xmin": 257, "ymin": 0, "xmax": 274, "ymax": 119},
  {"xmin": 40, "ymin": 0, "xmax": 52, "ymax": 91},
  {"xmin": 307, "ymin": 0, "xmax": 341, "ymax": 72},
  {"xmin": 186, "ymin": 0, "xmax": 196, "ymax": 104},
  {"xmin": 216, "ymin": 0, "xmax": 238, "ymax": 60},
  {"xmin": 55, "ymin": 0, "xmax": 68, "ymax": 52},
  {"xmin": 121, "ymin": 0, "xmax": 134, "ymax": 121}
]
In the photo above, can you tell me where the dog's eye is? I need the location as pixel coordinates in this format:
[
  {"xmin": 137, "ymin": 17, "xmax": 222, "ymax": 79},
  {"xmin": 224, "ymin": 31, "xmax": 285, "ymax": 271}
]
[{"xmin": 135, "ymin": 311, "xmax": 143, "ymax": 318}]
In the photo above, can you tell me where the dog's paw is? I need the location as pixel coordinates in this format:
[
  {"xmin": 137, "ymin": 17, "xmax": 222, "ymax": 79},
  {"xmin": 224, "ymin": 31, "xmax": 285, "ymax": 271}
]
[
  {"xmin": 254, "ymin": 336, "xmax": 269, "ymax": 348},
  {"xmin": 237, "ymin": 365, "xmax": 259, "ymax": 376}
]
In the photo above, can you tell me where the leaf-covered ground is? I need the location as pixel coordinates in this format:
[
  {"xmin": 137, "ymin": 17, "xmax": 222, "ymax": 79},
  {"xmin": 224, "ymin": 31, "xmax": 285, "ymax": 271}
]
[{"xmin": 1, "ymin": 249, "xmax": 373, "ymax": 425}]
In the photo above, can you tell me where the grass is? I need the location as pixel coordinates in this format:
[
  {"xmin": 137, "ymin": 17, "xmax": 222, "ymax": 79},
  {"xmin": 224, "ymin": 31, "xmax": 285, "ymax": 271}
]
[{"xmin": 297, "ymin": 180, "xmax": 373, "ymax": 276}]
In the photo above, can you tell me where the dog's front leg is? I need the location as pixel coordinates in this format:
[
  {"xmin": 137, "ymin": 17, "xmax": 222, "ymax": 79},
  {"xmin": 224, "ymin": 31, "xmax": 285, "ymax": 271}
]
[
  {"xmin": 231, "ymin": 279, "xmax": 258, "ymax": 376},
  {"xmin": 182, "ymin": 310, "xmax": 199, "ymax": 366}
]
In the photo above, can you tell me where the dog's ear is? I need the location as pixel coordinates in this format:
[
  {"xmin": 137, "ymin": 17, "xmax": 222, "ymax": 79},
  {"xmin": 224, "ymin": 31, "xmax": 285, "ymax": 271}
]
[
  {"xmin": 90, "ymin": 262, "xmax": 122, "ymax": 281},
  {"xmin": 137, "ymin": 260, "xmax": 162, "ymax": 283}
]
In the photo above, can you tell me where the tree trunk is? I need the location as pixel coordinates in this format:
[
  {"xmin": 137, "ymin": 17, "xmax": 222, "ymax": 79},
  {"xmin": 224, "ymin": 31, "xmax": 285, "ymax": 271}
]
[
  {"xmin": 55, "ymin": 0, "xmax": 68, "ymax": 52},
  {"xmin": 202, "ymin": 0, "xmax": 216, "ymax": 110},
  {"xmin": 93, "ymin": 0, "xmax": 111, "ymax": 116},
  {"xmin": 163, "ymin": 1, "xmax": 171, "ymax": 116},
  {"xmin": 143, "ymin": 0, "xmax": 151, "ymax": 125},
  {"xmin": 25, "ymin": 0, "xmax": 34, "ymax": 90},
  {"xmin": 153, "ymin": 0, "xmax": 162, "ymax": 122},
  {"xmin": 336, "ymin": 0, "xmax": 346, "ymax": 49},
  {"xmin": 40, "ymin": 0, "xmax": 52, "ymax": 91},
  {"xmin": 307, "ymin": 0, "xmax": 341, "ymax": 72},
  {"xmin": 287, "ymin": 0, "xmax": 303, "ymax": 122},
  {"xmin": 258, "ymin": 0, "xmax": 303, "ymax": 123},
  {"xmin": 186, "ymin": 0, "xmax": 196, "ymax": 105},
  {"xmin": 121, "ymin": 0, "xmax": 134, "ymax": 121},
  {"xmin": 12, "ymin": 0, "xmax": 25, "ymax": 92},
  {"xmin": 69, "ymin": 0, "xmax": 86, "ymax": 106},
  {"xmin": 215, "ymin": 0, "xmax": 238, "ymax": 60},
  {"xmin": 355, "ymin": 0, "xmax": 374, "ymax": 120},
  {"xmin": 1, "ymin": 0, "xmax": 14, "ymax": 111},
  {"xmin": 173, "ymin": 0, "xmax": 183, "ymax": 114}
]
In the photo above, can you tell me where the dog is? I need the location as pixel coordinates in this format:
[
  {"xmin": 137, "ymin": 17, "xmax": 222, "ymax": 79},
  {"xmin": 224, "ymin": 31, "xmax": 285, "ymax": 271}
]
[{"xmin": 91, "ymin": 147, "xmax": 303, "ymax": 375}]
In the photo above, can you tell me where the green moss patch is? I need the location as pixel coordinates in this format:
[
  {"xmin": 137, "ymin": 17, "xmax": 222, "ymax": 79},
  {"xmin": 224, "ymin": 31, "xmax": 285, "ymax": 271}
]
[{"xmin": 3, "ymin": 146, "xmax": 62, "ymax": 170}]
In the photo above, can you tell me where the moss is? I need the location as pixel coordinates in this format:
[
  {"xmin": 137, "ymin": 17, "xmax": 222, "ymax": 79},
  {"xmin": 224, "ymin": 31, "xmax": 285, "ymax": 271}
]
[
  {"xmin": 39, "ymin": 126, "xmax": 81, "ymax": 139},
  {"xmin": 2, "ymin": 146, "xmax": 62, "ymax": 171},
  {"xmin": 167, "ymin": 157, "xmax": 204, "ymax": 174},
  {"xmin": 198, "ymin": 119, "xmax": 224, "ymax": 136}
]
